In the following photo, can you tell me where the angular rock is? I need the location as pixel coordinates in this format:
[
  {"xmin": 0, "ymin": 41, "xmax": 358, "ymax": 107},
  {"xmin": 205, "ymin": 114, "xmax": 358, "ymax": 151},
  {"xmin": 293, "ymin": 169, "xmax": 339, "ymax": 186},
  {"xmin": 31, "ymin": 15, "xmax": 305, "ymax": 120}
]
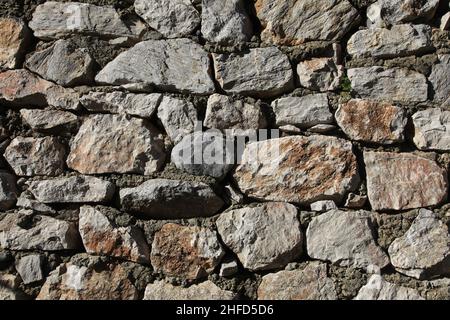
[
  {"xmin": 306, "ymin": 210, "xmax": 390, "ymax": 269},
  {"xmin": 257, "ymin": 262, "xmax": 337, "ymax": 300},
  {"xmin": 151, "ymin": 223, "xmax": 225, "ymax": 280},
  {"xmin": 4, "ymin": 136, "xmax": 66, "ymax": 177},
  {"xmin": 441, "ymin": 12, "xmax": 450, "ymax": 31},
  {"xmin": 45, "ymin": 86, "xmax": 81, "ymax": 111},
  {"xmin": 234, "ymin": 135, "xmax": 360, "ymax": 204},
  {"xmin": 144, "ymin": 280, "xmax": 236, "ymax": 300},
  {"xmin": 119, "ymin": 179, "xmax": 223, "ymax": 219},
  {"xmin": 67, "ymin": 114, "xmax": 165, "ymax": 175},
  {"xmin": 79, "ymin": 206, "xmax": 150, "ymax": 264},
  {"xmin": 204, "ymin": 94, "xmax": 267, "ymax": 136},
  {"xmin": 364, "ymin": 152, "xmax": 448, "ymax": 211},
  {"xmin": 201, "ymin": 0, "xmax": 252, "ymax": 44},
  {"xmin": 272, "ymin": 94, "xmax": 333, "ymax": 129},
  {"xmin": 388, "ymin": 209, "xmax": 450, "ymax": 279},
  {"xmin": 28, "ymin": 175, "xmax": 115, "ymax": 204},
  {"xmin": 0, "ymin": 287, "xmax": 23, "ymax": 300},
  {"xmin": 347, "ymin": 24, "xmax": 433, "ymax": 59},
  {"xmin": 0, "ymin": 18, "xmax": 30, "ymax": 69},
  {"xmin": 354, "ymin": 275, "xmax": 424, "ymax": 300},
  {"xmin": 335, "ymin": 99, "xmax": 407, "ymax": 144},
  {"xmin": 345, "ymin": 193, "xmax": 368, "ymax": 209},
  {"xmin": 171, "ymin": 131, "xmax": 235, "ymax": 179},
  {"xmin": 255, "ymin": 0, "xmax": 359, "ymax": 45},
  {"xmin": 37, "ymin": 261, "xmax": 138, "ymax": 300},
  {"xmin": 157, "ymin": 96, "xmax": 198, "ymax": 144},
  {"xmin": 367, "ymin": 0, "xmax": 440, "ymax": 27},
  {"xmin": 216, "ymin": 202, "xmax": 303, "ymax": 271},
  {"xmin": 310, "ymin": 200, "xmax": 337, "ymax": 212},
  {"xmin": 429, "ymin": 54, "xmax": 450, "ymax": 104},
  {"xmin": 412, "ymin": 108, "xmax": 450, "ymax": 151},
  {"xmin": 20, "ymin": 109, "xmax": 77, "ymax": 132},
  {"xmin": 96, "ymin": 39, "xmax": 215, "ymax": 95},
  {"xmin": 25, "ymin": 39, "xmax": 95, "ymax": 87},
  {"xmin": 212, "ymin": 47, "xmax": 294, "ymax": 98},
  {"xmin": 297, "ymin": 58, "xmax": 344, "ymax": 92},
  {"xmin": 80, "ymin": 91, "xmax": 162, "ymax": 118},
  {"xmin": 0, "ymin": 172, "xmax": 17, "ymax": 211},
  {"xmin": 348, "ymin": 67, "xmax": 428, "ymax": 103},
  {"xmin": 15, "ymin": 254, "xmax": 45, "ymax": 285},
  {"xmin": 0, "ymin": 214, "xmax": 80, "ymax": 251},
  {"xmin": 16, "ymin": 192, "xmax": 56, "ymax": 215},
  {"xmin": 219, "ymin": 260, "xmax": 239, "ymax": 277},
  {"xmin": 29, "ymin": 1, "xmax": 141, "ymax": 40},
  {"xmin": 0, "ymin": 69, "xmax": 53, "ymax": 106}
]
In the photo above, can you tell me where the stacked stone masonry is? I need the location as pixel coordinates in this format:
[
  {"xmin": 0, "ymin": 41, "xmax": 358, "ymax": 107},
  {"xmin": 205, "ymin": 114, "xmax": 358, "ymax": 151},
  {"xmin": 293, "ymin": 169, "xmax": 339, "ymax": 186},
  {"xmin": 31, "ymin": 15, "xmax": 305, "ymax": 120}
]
[{"xmin": 0, "ymin": 0, "xmax": 449, "ymax": 301}]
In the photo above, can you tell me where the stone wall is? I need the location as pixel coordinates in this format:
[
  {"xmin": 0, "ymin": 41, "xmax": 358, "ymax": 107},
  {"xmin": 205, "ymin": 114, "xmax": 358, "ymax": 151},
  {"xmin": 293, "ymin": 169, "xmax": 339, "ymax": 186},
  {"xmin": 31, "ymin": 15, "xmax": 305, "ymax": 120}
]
[{"xmin": 0, "ymin": 0, "xmax": 449, "ymax": 300}]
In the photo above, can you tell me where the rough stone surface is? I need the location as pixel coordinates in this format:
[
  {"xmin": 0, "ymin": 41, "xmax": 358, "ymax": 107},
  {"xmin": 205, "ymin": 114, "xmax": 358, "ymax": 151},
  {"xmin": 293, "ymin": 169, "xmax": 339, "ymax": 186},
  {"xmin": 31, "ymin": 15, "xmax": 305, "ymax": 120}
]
[
  {"xmin": 80, "ymin": 91, "xmax": 162, "ymax": 118},
  {"xmin": 297, "ymin": 58, "xmax": 344, "ymax": 92},
  {"xmin": 255, "ymin": 0, "xmax": 360, "ymax": 45},
  {"xmin": 151, "ymin": 223, "xmax": 225, "ymax": 280},
  {"xmin": 441, "ymin": 12, "xmax": 450, "ymax": 31},
  {"xmin": 119, "ymin": 179, "xmax": 224, "ymax": 219},
  {"xmin": 216, "ymin": 202, "xmax": 303, "ymax": 271},
  {"xmin": 429, "ymin": 54, "xmax": 450, "ymax": 104},
  {"xmin": 67, "ymin": 114, "xmax": 166, "ymax": 175},
  {"xmin": 306, "ymin": 210, "xmax": 390, "ymax": 270},
  {"xmin": 204, "ymin": 94, "xmax": 267, "ymax": 135},
  {"xmin": 20, "ymin": 109, "xmax": 78, "ymax": 131},
  {"xmin": 96, "ymin": 39, "xmax": 215, "ymax": 95},
  {"xmin": 4, "ymin": 136, "xmax": 66, "ymax": 177},
  {"xmin": 257, "ymin": 262, "xmax": 338, "ymax": 300},
  {"xmin": 219, "ymin": 260, "xmax": 239, "ymax": 277},
  {"xmin": 364, "ymin": 152, "xmax": 448, "ymax": 211},
  {"xmin": 0, "ymin": 18, "xmax": 30, "ymax": 69},
  {"xmin": 157, "ymin": 96, "xmax": 198, "ymax": 144},
  {"xmin": 348, "ymin": 67, "xmax": 428, "ymax": 103},
  {"xmin": 79, "ymin": 206, "xmax": 150, "ymax": 264},
  {"xmin": 135, "ymin": 0, "xmax": 200, "ymax": 38},
  {"xmin": 0, "ymin": 171, "xmax": 17, "ymax": 211},
  {"xmin": 310, "ymin": 200, "xmax": 338, "ymax": 212},
  {"xmin": 171, "ymin": 131, "xmax": 235, "ymax": 179},
  {"xmin": 234, "ymin": 135, "xmax": 360, "ymax": 205},
  {"xmin": 412, "ymin": 108, "xmax": 450, "ymax": 151},
  {"xmin": 212, "ymin": 47, "xmax": 294, "ymax": 98},
  {"xmin": 15, "ymin": 254, "xmax": 45, "ymax": 285},
  {"xmin": 45, "ymin": 86, "xmax": 81, "ymax": 111},
  {"xmin": 25, "ymin": 39, "xmax": 95, "ymax": 86},
  {"xmin": 201, "ymin": 0, "xmax": 252, "ymax": 44},
  {"xmin": 388, "ymin": 209, "xmax": 450, "ymax": 279},
  {"xmin": 28, "ymin": 176, "xmax": 115, "ymax": 204},
  {"xmin": 347, "ymin": 24, "xmax": 433, "ymax": 59},
  {"xmin": 345, "ymin": 193, "xmax": 368, "ymax": 209},
  {"xmin": 354, "ymin": 275, "xmax": 424, "ymax": 300},
  {"xmin": 144, "ymin": 280, "xmax": 236, "ymax": 300},
  {"xmin": 272, "ymin": 94, "xmax": 333, "ymax": 129},
  {"xmin": 0, "ymin": 214, "xmax": 80, "ymax": 251},
  {"xmin": 335, "ymin": 99, "xmax": 407, "ymax": 144}
]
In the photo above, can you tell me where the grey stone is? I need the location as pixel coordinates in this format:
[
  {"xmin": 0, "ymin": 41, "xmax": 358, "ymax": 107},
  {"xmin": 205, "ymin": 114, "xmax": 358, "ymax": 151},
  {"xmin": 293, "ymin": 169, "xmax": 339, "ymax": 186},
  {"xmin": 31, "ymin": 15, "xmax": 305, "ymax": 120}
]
[
  {"xmin": 348, "ymin": 67, "xmax": 428, "ymax": 103},
  {"xmin": 67, "ymin": 114, "xmax": 166, "ymax": 175},
  {"xmin": 354, "ymin": 275, "xmax": 424, "ymax": 300},
  {"xmin": 345, "ymin": 193, "xmax": 368, "ymax": 209},
  {"xmin": 28, "ymin": 175, "xmax": 115, "ymax": 204},
  {"xmin": 45, "ymin": 86, "xmax": 81, "ymax": 111},
  {"xmin": 255, "ymin": 0, "xmax": 359, "ymax": 45},
  {"xmin": 15, "ymin": 254, "xmax": 45, "ymax": 284},
  {"xmin": 310, "ymin": 200, "xmax": 337, "ymax": 212},
  {"xmin": 257, "ymin": 262, "xmax": 337, "ymax": 300},
  {"xmin": 96, "ymin": 39, "xmax": 215, "ymax": 95},
  {"xmin": 204, "ymin": 94, "xmax": 267, "ymax": 136},
  {"xmin": 212, "ymin": 47, "xmax": 294, "ymax": 98},
  {"xmin": 272, "ymin": 94, "xmax": 333, "ymax": 129},
  {"xmin": 308, "ymin": 124, "xmax": 337, "ymax": 133},
  {"xmin": 119, "ymin": 179, "xmax": 224, "ymax": 219},
  {"xmin": 388, "ymin": 209, "xmax": 450, "ymax": 279},
  {"xmin": 157, "ymin": 96, "xmax": 198, "ymax": 144},
  {"xmin": 144, "ymin": 280, "xmax": 236, "ymax": 300},
  {"xmin": 80, "ymin": 91, "xmax": 162, "ymax": 118},
  {"xmin": 4, "ymin": 136, "xmax": 66, "ymax": 177},
  {"xmin": 20, "ymin": 109, "xmax": 77, "ymax": 131},
  {"xmin": 16, "ymin": 192, "xmax": 56, "ymax": 215},
  {"xmin": 171, "ymin": 131, "xmax": 235, "ymax": 179},
  {"xmin": 0, "ymin": 172, "xmax": 17, "ymax": 211},
  {"xmin": 441, "ymin": 12, "xmax": 450, "ymax": 31},
  {"xmin": 25, "ymin": 39, "xmax": 95, "ymax": 87},
  {"xmin": 297, "ymin": 58, "xmax": 344, "ymax": 92},
  {"xmin": 429, "ymin": 54, "xmax": 450, "ymax": 104},
  {"xmin": 134, "ymin": 0, "xmax": 200, "ymax": 38},
  {"xmin": 0, "ymin": 214, "xmax": 80, "ymax": 251},
  {"xmin": 201, "ymin": 0, "xmax": 252, "ymax": 44},
  {"xmin": 306, "ymin": 210, "xmax": 390, "ymax": 270},
  {"xmin": 219, "ymin": 260, "xmax": 239, "ymax": 277},
  {"xmin": 0, "ymin": 287, "xmax": 23, "ymax": 300},
  {"xmin": 216, "ymin": 202, "xmax": 303, "ymax": 271},
  {"xmin": 0, "ymin": 18, "xmax": 30, "ymax": 69},
  {"xmin": 412, "ymin": 108, "xmax": 450, "ymax": 151}
]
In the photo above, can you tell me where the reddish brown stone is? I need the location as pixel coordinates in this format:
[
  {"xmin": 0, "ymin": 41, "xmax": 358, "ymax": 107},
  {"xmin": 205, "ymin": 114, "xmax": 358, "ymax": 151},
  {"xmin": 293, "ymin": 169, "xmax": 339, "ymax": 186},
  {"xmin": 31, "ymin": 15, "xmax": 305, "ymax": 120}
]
[{"xmin": 0, "ymin": 18, "xmax": 30, "ymax": 69}]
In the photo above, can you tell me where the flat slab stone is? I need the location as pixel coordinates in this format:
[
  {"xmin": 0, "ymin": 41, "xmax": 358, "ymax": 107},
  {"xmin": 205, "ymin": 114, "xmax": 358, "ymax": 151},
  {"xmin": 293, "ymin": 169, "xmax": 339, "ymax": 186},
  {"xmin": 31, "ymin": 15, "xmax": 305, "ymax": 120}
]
[
  {"xmin": 412, "ymin": 108, "xmax": 450, "ymax": 151},
  {"xmin": 144, "ymin": 280, "xmax": 236, "ymax": 300},
  {"xmin": 429, "ymin": 54, "xmax": 450, "ymax": 104},
  {"xmin": 20, "ymin": 109, "xmax": 78, "ymax": 131}
]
